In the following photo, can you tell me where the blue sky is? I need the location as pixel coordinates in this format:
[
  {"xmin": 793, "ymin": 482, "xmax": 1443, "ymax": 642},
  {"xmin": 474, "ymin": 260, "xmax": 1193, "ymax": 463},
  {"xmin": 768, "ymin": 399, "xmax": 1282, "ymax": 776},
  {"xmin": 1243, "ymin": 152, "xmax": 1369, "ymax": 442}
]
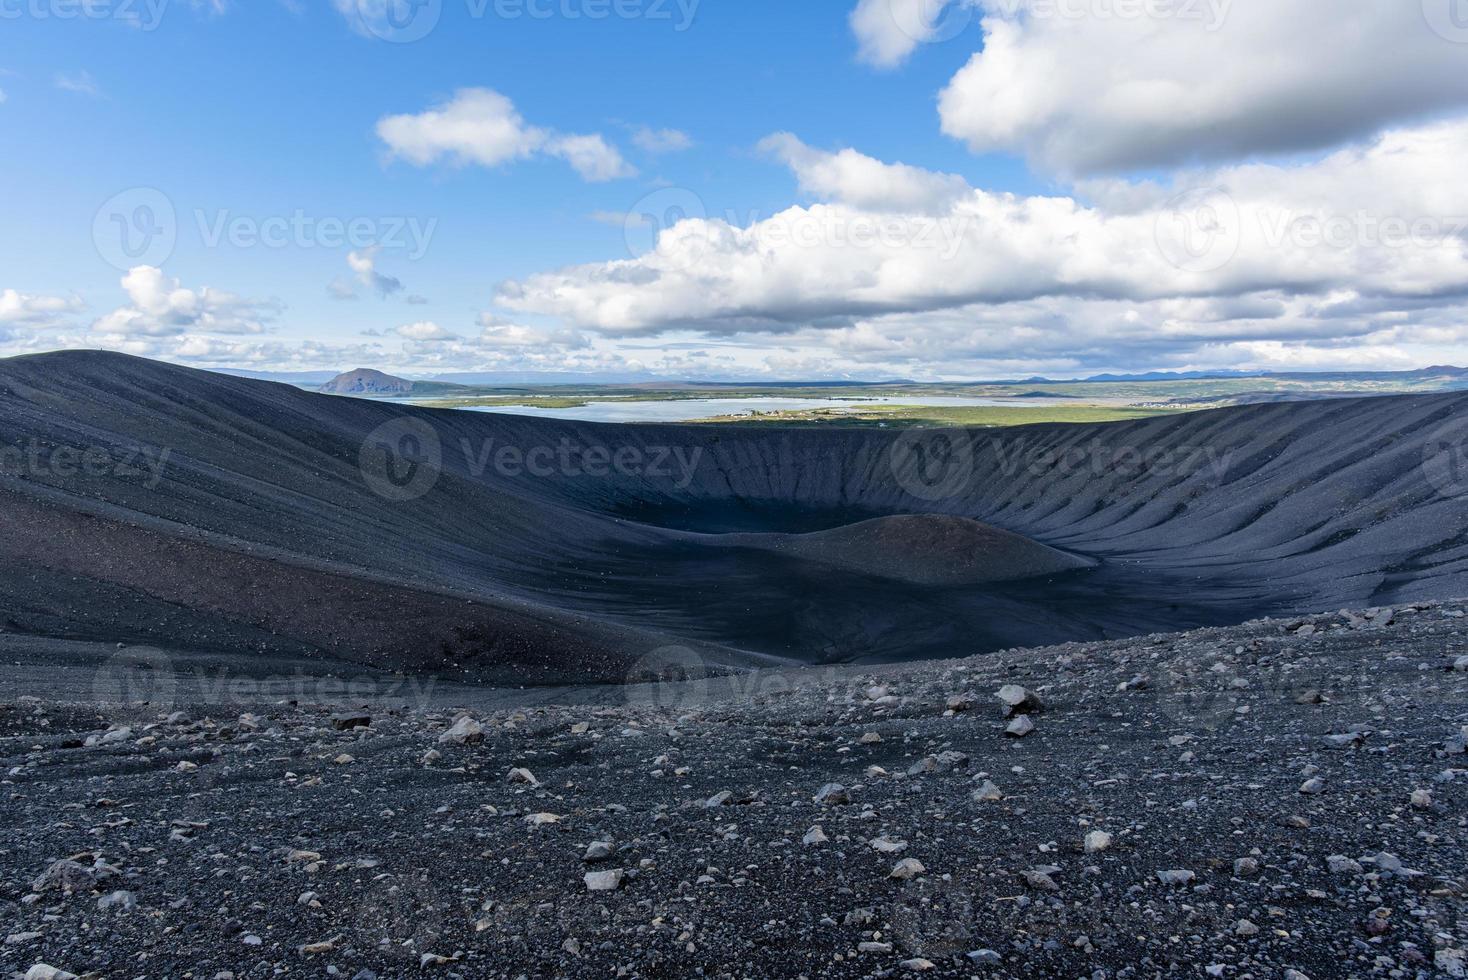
[{"xmin": 3, "ymin": 1, "xmax": 1467, "ymax": 379}]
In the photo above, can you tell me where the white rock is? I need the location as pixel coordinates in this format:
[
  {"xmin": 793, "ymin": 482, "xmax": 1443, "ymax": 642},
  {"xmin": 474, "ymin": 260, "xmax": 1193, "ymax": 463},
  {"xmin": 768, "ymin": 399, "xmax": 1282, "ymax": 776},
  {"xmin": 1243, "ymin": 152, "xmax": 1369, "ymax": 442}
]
[
  {"xmin": 1084, "ymin": 830, "xmax": 1112, "ymax": 854},
  {"xmin": 584, "ymin": 869, "xmax": 625, "ymax": 892},
  {"xmin": 438, "ymin": 717, "xmax": 484, "ymax": 745},
  {"xmin": 1004, "ymin": 715, "xmax": 1035, "ymax": 738}
]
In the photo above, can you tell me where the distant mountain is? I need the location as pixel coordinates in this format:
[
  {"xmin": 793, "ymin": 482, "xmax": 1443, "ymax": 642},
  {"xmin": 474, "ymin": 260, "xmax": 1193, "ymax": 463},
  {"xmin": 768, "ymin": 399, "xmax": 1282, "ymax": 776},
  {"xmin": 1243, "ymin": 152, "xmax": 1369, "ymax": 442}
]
[{"xmin": 318, "ymin": 368, "xmax": 418, "ymax": 395}]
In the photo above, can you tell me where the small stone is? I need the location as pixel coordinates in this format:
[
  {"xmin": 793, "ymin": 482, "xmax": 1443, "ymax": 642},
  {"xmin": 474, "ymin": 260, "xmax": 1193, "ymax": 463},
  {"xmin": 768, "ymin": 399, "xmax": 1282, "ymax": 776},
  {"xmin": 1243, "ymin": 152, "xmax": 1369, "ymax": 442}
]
[
  {"xmin": 1084, "ymin": 830, "xmax": 1112, "ymax": 854},
  {"xmin": 814, "ymin": 783, "xmax": 850, "ymax": 806},
  {"xmin": 330, "ymin": 712, "xmax": 370, "ymax": 731},
  {"xmin": 704, "ymin": 790, "xmax": 733, "ymax": 808},
  {"xmin": 24, "ymin": 967, "xmax": 78, "ymax": 980},
  {"xmin": 438, "ymin": 716, "xmax": 483, "ymax": 745},
  {"xmin": 584, "ymin": 869, "xmax": 624, "ymax": 892},
  {"xmin": 996, "ymin": 685, "xmax": 1043, "ymax": 717},
  {"xmin": 803, "ymin": 826, "xmax": 828, "ymax": 846},
  {"xmin": 1454, "ymin": 656, "xmax": 1468, "ymax": 672},
  {"xmin": 971, "ymin": 780, "xmax": 1003, "ymax": 802},
  {"xmin": 1298, "ymin": 777, "xmax": 1325, "ymax": 795},
  {"xmin": 96, "ymin": 890, "xmax": 136, "ymax": 911},
  {"xmin": 507, "ymin": 767, "xmax": 538, "ymax": 785},
  {"xmin": 1235, "ymin": 919, "xmax": 1259, "ymax": 936},
  {"xmin": 1326, "ymin": 855, "xmax": 1362, "ymax": 875},
  {"xmin": 1004, "ymin": 715, "xmax": 1035, "ymax": 738},
  {"xmin": 889, "ymin": 858, "xmax": 925, "ymax": 880},
  {"xmin": 1156, "ymin": 869, "xmax": 1195, "ymax": 887},
  {"xmin": 1233, "ymin": 857, "xmax": 1258, "ymax": 877},
  {"xmin": 870, "ymin": 836, "xmax": 907, "ymax": 854},
  {"xmin": 523, "ymin": 812, "xmax": 561, "ymax": 827},
  {"xmin": 859, "ymin": 732, "xmax": 882, "ymax": 744},
  {"xmin": 1410, "ymin": 789, "xmax": 1433, "ymax": 809},
  {"xmin": 1021, "ymin": 869, "xmax": 1059, "ymax": 891},
  {"xmin": 900, "ymin": 959, "xmax": 936, "ymax": 972},
  {"xmin": 584, "ymin": 841, "xmax": 615, "ymax": 863}
]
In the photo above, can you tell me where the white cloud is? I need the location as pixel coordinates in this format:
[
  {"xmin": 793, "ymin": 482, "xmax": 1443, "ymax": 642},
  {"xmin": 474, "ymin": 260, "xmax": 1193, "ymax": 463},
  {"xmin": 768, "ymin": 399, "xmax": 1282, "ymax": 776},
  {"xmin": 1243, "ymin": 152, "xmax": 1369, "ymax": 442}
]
[
  {"xmin": 92, "ymin": 266, "xmax": 279, "ymax": 338},
  {"xmin": 377, "ymin": 88, "xmax": 635, "ymax": 182},
  {"xmin": 938, "ymin": 0, "xmax": 1468, "ymax": 175},
  {"xmin": 760, "ymin": 133, "xmax": 970, "ymax": 213},
  {"xmin": 632, "ymin": 127, "xmax": 693, "ymax": 154},
  {"xmin": 0, "ymin": 289, "xmax": 83, "ymax": 327},
  {"xmin": 395, "ymin": 320, "xmax": 455, "ymax": 342},
  {"xmin": 850, "ymin": 0, "xmax": 973, "ymax": 68},
  {"xmin": 346, "ymin": 247, "xmax": 404, "ymax": 298},
  {"xmin": 494, "ymin": 120, "xmax": 1468, "ymax": 372},
  {"xmin": 545, "ymin": 134, "xmax": 638, "ymax": 182},
  {"xmin": 54, "ymin": 71, "xmax": 100, "ymax": 97}
]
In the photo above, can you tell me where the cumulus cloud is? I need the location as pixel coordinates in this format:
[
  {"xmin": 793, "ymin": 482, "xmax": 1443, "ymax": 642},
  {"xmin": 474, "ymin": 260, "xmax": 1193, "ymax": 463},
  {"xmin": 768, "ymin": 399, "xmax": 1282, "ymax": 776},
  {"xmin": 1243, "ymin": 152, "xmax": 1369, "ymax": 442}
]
[
  {"xmin": 850, "ymin": 0, "xmax": 975, "ymax": 68},
  {"xmin": 346, "ymin": 247, "xmax": 404, "ymax": 298},
  {"xmin": 395, "ymin": 320, "xmax": 456, "ymax": 343},
  {"xmin": 377, "ymin": 88, "xmax": 636, "ymax": 182},
  {"xmin": 632, "ymin": 127, "xmax": 694, "ymax": 154},
  {"xmin": 92, "ymin": 266, "xmax": 279, "ymax": 338},
  {"xmin": 938, "ymin": 0, "xmax": 1468, "ymax": 175},
  {"xmin": 494, "ymin": 120, "xmax": 1468, "ymax": 372},
  {"xmin": 0, "ymin": 289, "xmax": 83, "ymax": 328},
  {"xmin": 760, "ymin": 133, "xmax": 970, "ymax": 213}
]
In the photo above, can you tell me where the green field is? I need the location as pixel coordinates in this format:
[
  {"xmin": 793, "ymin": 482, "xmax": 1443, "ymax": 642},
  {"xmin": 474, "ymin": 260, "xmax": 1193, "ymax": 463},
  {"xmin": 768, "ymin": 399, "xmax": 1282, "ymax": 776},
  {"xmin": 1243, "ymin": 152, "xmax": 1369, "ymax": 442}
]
[{"xmin": 695, "ymin": 403, "xmax": 1180, "ymax": 427}]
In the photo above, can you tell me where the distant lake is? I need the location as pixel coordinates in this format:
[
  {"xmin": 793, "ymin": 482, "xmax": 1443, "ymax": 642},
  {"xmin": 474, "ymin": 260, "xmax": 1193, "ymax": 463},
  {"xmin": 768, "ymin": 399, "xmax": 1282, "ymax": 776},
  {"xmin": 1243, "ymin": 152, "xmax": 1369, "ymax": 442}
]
[{"xmin": 444, "ymin": 395, "xmax": 1077, "ymax": 423}]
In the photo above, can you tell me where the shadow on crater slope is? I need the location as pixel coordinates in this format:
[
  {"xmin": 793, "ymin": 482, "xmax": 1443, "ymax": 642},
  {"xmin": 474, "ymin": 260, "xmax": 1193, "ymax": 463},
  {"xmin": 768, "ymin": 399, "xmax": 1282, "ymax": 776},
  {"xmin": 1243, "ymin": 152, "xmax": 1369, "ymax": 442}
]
[{"xmin": 0, "ymin": 351, "xmax": 1464, "ymax": 683}]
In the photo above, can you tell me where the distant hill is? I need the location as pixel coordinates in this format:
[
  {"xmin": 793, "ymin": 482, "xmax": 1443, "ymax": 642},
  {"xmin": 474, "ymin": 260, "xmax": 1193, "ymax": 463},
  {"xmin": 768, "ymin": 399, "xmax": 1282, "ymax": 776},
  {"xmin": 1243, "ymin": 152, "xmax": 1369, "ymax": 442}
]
[
  {"xmin": 317, "ymin": 369, "xmax": 467, "ymax": 397},
  {"xmin": 319, "ymin": 368, "xmax": 415, "ymax": 395}
]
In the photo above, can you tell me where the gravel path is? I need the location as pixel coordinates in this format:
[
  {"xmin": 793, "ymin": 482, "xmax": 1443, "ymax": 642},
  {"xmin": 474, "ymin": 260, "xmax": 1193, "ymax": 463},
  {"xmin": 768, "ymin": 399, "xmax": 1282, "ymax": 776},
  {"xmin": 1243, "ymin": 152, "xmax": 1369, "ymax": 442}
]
[{"xmin": 3, "ymin": 601, "xmax": 1466, "ymax": 979}]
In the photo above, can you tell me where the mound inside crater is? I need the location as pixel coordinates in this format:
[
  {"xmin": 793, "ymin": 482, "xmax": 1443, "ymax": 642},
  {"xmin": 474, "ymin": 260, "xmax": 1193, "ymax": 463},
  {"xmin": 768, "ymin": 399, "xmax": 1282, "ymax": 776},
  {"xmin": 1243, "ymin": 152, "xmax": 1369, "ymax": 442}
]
[{"xmin": 717, "ymin": 513, "xmax": 1097, "ymax": 586}]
